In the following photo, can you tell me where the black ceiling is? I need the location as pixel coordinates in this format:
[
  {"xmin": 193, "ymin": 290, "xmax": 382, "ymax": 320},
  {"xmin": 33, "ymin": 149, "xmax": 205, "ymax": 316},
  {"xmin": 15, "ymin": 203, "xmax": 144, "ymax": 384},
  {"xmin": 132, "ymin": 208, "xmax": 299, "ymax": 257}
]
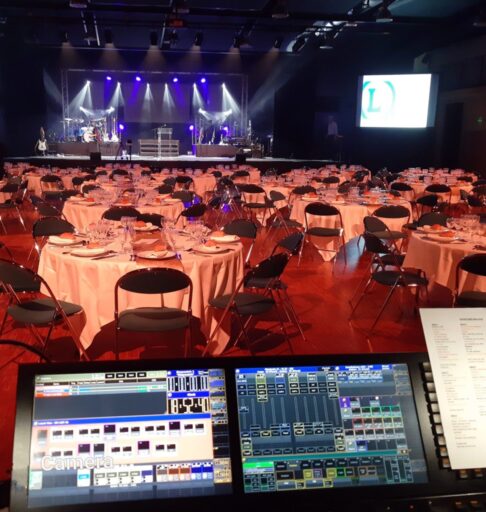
[{"xmin": 0, "ymin": 0, "xmax": 485, "ymax": 54}]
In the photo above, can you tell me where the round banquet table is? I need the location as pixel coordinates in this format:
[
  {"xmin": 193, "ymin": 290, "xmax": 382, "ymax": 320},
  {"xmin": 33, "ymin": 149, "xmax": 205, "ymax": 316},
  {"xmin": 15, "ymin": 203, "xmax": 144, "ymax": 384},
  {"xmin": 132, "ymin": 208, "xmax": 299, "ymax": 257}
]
[
  {"xmin": 63, "ymin": 199, "xmax": 185, "ymax": 231},
  {"xmin": 38, "ymin": 238, "xmax": 245, "ymax": 355},
  {"xmin": 405, "ymin": 181, "xmax": 472, "ymax": 204},
  {"xmin": 403, "ymin": 232, "xmax": 486, "ymax": 292}
]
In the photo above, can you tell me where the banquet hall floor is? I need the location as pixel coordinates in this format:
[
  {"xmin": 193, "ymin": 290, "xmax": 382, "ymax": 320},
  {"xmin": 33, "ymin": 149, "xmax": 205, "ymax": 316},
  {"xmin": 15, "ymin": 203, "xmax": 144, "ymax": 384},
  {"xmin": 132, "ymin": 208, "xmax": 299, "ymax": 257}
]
[{"xmin": 0, "ymin": 205, "xmax": 452, "ymax": 480}]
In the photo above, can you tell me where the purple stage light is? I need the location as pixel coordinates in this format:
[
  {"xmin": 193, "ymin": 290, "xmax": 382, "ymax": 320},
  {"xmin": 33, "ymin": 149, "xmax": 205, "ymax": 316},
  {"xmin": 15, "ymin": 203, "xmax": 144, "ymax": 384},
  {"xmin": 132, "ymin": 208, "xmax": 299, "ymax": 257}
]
[
  {"xmin": 189, "ymin": 124, "xmax": 194, "ymax": 131},
  {"xmin": 106, "ymin": 76, "xmax": 112, "ymax": 81},
  {"xmin": 135, "ymin": 76, "xmax": 142, "ymax": 82},
  {"xmin": 223, "ymin": 126, "xmax": 229, "ymax": 132},
  {"xmin": 172, "ymin": 77, "xmax": 179, "ymax": 83},
  {"xmin": 119, "ymin": 123, "xmax": 125, "ymax": 131},
  {"xmin": 200, "ymin": 77, "xmax": 206, "ymax": 84}
]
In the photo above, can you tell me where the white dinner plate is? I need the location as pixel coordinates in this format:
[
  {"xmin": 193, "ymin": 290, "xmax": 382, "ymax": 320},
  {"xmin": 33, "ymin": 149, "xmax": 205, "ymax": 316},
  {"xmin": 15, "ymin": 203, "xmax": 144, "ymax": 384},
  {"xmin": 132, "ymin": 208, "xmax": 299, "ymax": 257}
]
[
  {"xmin": 48, "ymin": 235, "xmax": 80, "ymax": 246},
  {"xmin": 425, "ymin": 233, "xmax": 458, "ymax": 242},
  {"xmin": 301, "ymin": 196, "xmax": 319, "ymax": 202},
  {"xmin": 134, "ymin": 223, "xmax": 158, "ymax": 232},
  {"xmin": 112, "ymin": 202, "xmax": 135, "ymax": 207},
  {"xmin": 421, "ymin": 225, "xmax": 449, "ymax": 233},
  {"xmin": 68, "ymin": 196, "xmax": 85, "ymax": 203},
  {"xmin": 162, "ymin": 198, "xmax": 181, "ymax": 203},
  {"xmin": 137, "ymin": 250, "xmax": 176, "ymax": 260},
  {"xmin": 71, "ymin": 247, "xmax": 107, "ymax": 257},
  {"xmin": 193, "ymin": 244, "xmax": 227, "ymax": 254},
  {"xmin": 210, "ymin": 234, "xmax": 240, "ymax": 243}
]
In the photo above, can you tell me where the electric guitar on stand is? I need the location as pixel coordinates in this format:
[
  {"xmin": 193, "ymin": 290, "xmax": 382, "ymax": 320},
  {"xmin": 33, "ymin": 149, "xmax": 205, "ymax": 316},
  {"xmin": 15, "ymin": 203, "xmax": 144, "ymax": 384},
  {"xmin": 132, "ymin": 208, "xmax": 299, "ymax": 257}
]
[{"xmin": 35, "ymin": 127, "xmax": 48, "ymax": 156}]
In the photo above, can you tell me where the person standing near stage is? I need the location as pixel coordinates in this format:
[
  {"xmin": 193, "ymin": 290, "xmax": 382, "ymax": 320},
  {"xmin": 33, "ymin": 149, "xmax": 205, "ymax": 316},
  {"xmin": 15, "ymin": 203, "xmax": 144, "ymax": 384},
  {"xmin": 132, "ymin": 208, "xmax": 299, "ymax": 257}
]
[{"xmin": 34, "ymin": 127, "xmax": 48, "ymax": 156}]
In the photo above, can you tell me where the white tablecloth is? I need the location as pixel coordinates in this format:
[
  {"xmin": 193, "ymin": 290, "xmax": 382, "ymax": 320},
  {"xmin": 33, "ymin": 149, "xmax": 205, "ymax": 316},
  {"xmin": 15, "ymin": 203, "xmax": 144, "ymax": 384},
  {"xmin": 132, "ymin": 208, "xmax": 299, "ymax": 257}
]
[
  {"xmin": 38, "ymin": 241, "xmax": 244, "ymax": 354},
  {"xmin": 405, "ymin": 181, "xmax": 473, "ymax": 204},
  {"xmin": 63, "ymin": 200, "xmax": 185, "ymax": 231},
  {"xmin": 403, "ymin": 233, "xmax": 486, "ymax": 292}
]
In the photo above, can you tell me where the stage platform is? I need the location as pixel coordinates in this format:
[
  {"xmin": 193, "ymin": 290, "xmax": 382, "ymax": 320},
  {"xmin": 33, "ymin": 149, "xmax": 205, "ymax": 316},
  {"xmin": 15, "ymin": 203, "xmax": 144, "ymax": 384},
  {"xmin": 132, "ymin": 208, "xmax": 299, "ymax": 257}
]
[{"xmin": 6, "ymin": 154, "xmax": 337, "ymax": 171}]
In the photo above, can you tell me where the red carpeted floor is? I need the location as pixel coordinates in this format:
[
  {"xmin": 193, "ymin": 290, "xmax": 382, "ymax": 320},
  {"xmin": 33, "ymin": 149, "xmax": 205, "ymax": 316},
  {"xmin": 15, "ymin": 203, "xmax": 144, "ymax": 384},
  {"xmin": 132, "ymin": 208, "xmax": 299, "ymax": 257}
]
[{"xmin": 0, "ymin": 203, "xmax": 455, "ymax": 481}]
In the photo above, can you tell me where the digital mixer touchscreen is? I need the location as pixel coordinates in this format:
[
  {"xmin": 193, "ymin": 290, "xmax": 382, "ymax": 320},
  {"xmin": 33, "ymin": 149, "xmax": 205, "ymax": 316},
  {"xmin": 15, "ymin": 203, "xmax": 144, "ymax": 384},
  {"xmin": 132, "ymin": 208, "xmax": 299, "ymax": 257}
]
[
  {"xmin": 235, "ymin": 364, "xmax": 428, "ymax": 493},
  {"xmin": 27, "ymin": 368, "xmax": 232, "ymax": 508}
]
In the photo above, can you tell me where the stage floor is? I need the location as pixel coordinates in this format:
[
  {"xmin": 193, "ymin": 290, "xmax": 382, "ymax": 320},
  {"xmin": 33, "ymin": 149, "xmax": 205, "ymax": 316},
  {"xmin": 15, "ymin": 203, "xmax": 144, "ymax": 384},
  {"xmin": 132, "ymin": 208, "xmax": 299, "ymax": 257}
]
[{"xmin": 6, "ymin": 154, "xmax": 337, "ymax": 170}]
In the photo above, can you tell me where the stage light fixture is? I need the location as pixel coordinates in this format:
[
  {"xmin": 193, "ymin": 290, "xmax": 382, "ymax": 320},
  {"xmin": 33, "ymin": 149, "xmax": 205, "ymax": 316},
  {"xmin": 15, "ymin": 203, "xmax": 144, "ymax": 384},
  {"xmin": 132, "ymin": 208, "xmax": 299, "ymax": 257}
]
[
  {"xmin": 274, "ymin": 36, "xmax": 283, "ymax": 49},
  {"xmin": 376, "ymin": 1, "xmax": 393, "ymax": 23},
  {"xmin": 70, "ymin": 0, "xmax": 88, "ymax": 8},
  {"xmin": 135, "ymin": 76, "xmax": 142, "ymax": 82},
  {"xmin": 149, "ymin": 31, "xmax": 158, "ymax": 47},
  {"xmin": 86, "ymin": 80, "xmax": 91, "ymax": 85},
  {"xmin": 200, "ymin": 77, "xmax": 206, "ymax": 84},
  {"xmin": 119, "ymin": 123, "xmax": 125, "ymax": 131},
  {"xmin": 172, "ymin": 77, "xmax": 179, "ymax": 83},
  {"xmin": 222, "ymin": 82, "xmax": 226, "ymax": 88},
  {"xmin": 106, "ymin": 76, "xmax": 112, "ymax": 81},
  {"xmin": 189, "ymin": 124, "xmax": 194, "ymax": 131},
  {"xmin": 194, "ymin": 31, "xmax": 203, "ymax": 47},
  {"xmin": 104, "ymin": 29, "xmax": 113, "ymax": 45}
]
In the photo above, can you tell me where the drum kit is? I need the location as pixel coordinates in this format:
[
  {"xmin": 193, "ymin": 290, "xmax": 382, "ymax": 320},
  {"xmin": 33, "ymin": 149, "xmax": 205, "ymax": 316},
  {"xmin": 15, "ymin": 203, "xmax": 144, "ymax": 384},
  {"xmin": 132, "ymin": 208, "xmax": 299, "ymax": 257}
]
[{"xmin": 63, "ymin": 110, "xmax": 118, "ymax": 143}]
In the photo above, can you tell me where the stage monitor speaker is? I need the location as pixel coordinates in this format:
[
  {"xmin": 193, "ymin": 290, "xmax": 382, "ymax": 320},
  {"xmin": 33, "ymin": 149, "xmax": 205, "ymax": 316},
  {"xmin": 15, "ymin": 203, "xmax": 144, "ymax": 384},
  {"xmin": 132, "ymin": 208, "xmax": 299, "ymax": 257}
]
[{"xmin": 90, "ymin": 152, "xmax": 102, "ymax": 163}]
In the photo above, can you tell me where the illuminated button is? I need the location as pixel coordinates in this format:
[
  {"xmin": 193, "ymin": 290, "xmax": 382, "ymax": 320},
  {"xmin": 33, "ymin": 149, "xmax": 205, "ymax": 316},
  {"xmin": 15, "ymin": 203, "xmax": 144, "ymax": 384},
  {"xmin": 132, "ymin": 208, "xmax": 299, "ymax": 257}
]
[
  {"xmin": 433, "ymin": 424, "xmax": 444, "ymax": 435},
  {"xmin": 473, "ymin": 468, "xmax": 484, "ymax": 478},
  {"xmin": 436, "ymin": 435, "xmax": 446, "ymax": 446},
  {"xmin": 426, "ymin": 383, "xmax": 436, "ymax": 392},
  {"xmin": 453, "ymin": 501, "xmax": 468, "ymax": 511},
  {"xmin": 432, "ymin": 414, "xmax": 442, "ymax": 424},
  {"xmin": 424, "ymin": 372, "xmax": 434, "ymax": 382},
  {"xmin": 422, "ymin": 362, "xmax": 431, "ymax": 371},
  {"xmin": 457, "ymin": 469, "xmax": 469, "ymax": 480},
  {"xmin": 428, "ymin": 403, "xmax": 440, "ymax": 414},
  {"xmin": 440, "ymin": 457, "xmax": 451, "ymax": 469},
  {"xmin": 427, "ymin": 392, "xmax": 438, "ymax": 403},
  {"xmin": 438, "ymin": 446, "xmax": 448, "ymax": 457}
]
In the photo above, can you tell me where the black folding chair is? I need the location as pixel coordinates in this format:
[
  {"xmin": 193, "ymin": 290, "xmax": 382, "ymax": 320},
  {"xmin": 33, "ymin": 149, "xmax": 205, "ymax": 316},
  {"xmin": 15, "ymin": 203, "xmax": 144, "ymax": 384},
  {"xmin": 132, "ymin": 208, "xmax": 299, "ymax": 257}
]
[
  {"xmin": 300, "ymin": 202, "xmax": 347, "ymax": 271},
  {"xmin": 177, "ymin": 203, "xmax": 207, "ymax": 223},
  {"xmin": 172, "ymin": 190, "xmax": 196, "ymax": 204},
  {"xmin": 350, "ymin": 233, "xmax": 428, "ymax": 333},
  {"xmin": 223, "ymin": 219, "xmax": 258, "ymax": 266},
  {"xmin": 415, "ymin": 194, "xmax": 438, "ymax": 218},
  {"xmin": 204, "ymin": 253, "xmax": 293, "ymax": 355},
  {"xmin": 0, "ymin": 183, "xmax": 26, "ymax": 233},
  {"xmin": 453, "ymin": 254, "xmax": 486, "ymax": 307},
  {"xmin": 321, "ymin": 176, "xmax": 340, "ymax": 188},
  {"xmin": 424, "ymin": 184, "xmax": 452, "ymax": 209},
  {"xmin": 29, "ymin": 216, "xmax": 76, "ymax": 263},
  {"xmin": 0, "ymin": 259, "xmax": 88, "ymax": 360},
  {"xmin": 175, "ymin": 176, "xmax": 194, "ymax": 190},
  {"xmin": 40, "ymin": 175, "xmax": 64, "ymax": 199},
  {"xmin": 114, "ymin": 268, "xmax": 193, "ymax": 359},
  {"xmin": 156, "ymin": 184, "xmax": 174, "ymax": 195}
]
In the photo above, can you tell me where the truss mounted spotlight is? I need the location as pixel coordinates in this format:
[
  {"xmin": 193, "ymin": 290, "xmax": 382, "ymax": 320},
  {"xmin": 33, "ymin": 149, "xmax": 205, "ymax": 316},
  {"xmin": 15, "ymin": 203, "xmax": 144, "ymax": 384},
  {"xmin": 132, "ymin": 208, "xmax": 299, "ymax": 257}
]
[
  {"xmin": 376, "ymin": 1, "xmax": 393, "ymax": 23},
  {"xmin": 272, "ymin": 0, "xmax": 289, "ymax": 19}
]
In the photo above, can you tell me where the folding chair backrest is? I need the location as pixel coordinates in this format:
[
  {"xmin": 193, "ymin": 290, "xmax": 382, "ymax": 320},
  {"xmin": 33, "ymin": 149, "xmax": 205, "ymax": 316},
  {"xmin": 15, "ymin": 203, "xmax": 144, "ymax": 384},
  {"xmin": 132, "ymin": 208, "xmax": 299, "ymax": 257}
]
[
  {"xmin": 180, "ymin": 203, "xmax": 206, "ymax": 218},
  {"xmin": 363, "ymin": 232, "xmax": 392, "ymax": 255},
  {"xmin": 238, "ymin": 184, "xmax": 264, "ymax": 194},
  {"xmin": 416, "ymin": 194, "xmax": 438, "ymax": 207},
  {"xmin": 363, "ymin": 215, "xmax": 388, "ymax": 233},
  {"xmin": 418, "ymin": 212, "xmax": 448, "ymax": 227},
  {"xmin": 0, "ymin": 259, "xmax": 41, "ymax": 292},
  {"xmin": 245, "ymin": 253, "xmax": 290, "ymax": 283},
  {"xmin": 425, "ymin": 184, "xmax": 451, "ymax": 193},
  {"xmin": 33, "ymin": 217, "xmax": 75, "ymax": 237},
  {"xmin": 172, "ymin": 190, "xmax": 194, "ymax": 203},
  {"xmin": 390, "ymin": 182, "xmax": 413, "ymax": 191},
  {"xmin": 292, "ymin": 185, "xmax": 316, "ymax": 195},
  {"xmin": 117, "ymin": 268, "xmax": 192, "ymax": 294},
  {"xmin": 223, "ymin": 219, "xmax": 257, "ymax": 239},
  {"xmin": 457, "ymin": 254, "xmax": 486, "ymax": 277},
  {"xmin": 373, "ymin": 205, "xmax": 409, "ymax": 219},
  {"xmin": 102, "ymin": 207, "xmax": 140, "ymax": 221},
  {"xmin": 275, "ymin": 232, "xmax": 303, "ymax": 255},
  {"xmin": 305, "ymin": 202, "xmax": 339, "ymax": 217},
  {"xmin": 269, "ymin": 190, "xmax": 286, "ymax": 202},
  {"xmin": 157, "ymin": 184, "xmax": 174, "ymax": 194}
]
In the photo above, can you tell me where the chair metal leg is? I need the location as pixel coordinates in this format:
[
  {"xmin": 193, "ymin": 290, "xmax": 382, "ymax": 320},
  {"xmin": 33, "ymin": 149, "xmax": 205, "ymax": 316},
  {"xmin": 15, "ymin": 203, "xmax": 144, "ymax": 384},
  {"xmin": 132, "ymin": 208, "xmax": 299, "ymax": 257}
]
[
  {"xmin": 233, "ymin": 311, "xmax": 252, "ymax": 350},
  {"xmin": 114, "ymin": 327, "xmax": 120, "ymax": 360},
  {"xmin": 279, "ymin": 288, "xmax": 306, "ymax": 342},
  {"xmin": 42, "ymin": 323, "xmax": 55, "ymax": 357},
  {"xmin": 273, "ymin": 303, "xmax": 293, "ymax": 354},
  {"xmin": 350, "ymin": 276, "xmax": 374, "ymax": 317},
  {"xmin": 16, "ymin": 206, "xmax": 26, "ymax": 231},
  {"xmin": 341, "ymin": 236, "xmax": 347, "ymax": 267},
  {"xmin": 298, "ymin": 233, "xmax": 306, "ymax": 266},
  {"xmin": 0, "ymin": 307, "xmax": 9, "ymax": 336},
  {"xmin": 369, "ymin": 282, "xmax": 399, "ymax": 332}
]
